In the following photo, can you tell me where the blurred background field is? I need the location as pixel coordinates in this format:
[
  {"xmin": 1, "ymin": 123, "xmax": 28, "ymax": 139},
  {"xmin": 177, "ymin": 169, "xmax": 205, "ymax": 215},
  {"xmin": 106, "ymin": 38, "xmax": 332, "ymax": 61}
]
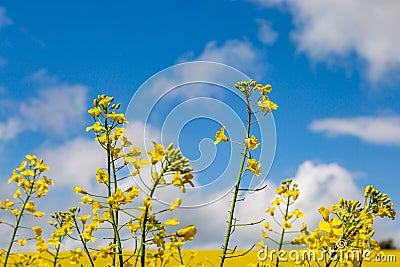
[{"xmin": 3, "ymin": 250, "xmax": 399, "ymax": 266}]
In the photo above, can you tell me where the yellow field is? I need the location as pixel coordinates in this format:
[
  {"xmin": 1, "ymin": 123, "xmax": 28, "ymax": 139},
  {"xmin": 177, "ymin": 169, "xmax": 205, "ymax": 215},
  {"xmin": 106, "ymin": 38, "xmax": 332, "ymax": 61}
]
[
  {"xmin": 187, "ymin": 250, "xmax": 399, "ymax": 266},
  {"xmin": 3, "ymin": 250, "xmax": 399, "ymax": 266}
]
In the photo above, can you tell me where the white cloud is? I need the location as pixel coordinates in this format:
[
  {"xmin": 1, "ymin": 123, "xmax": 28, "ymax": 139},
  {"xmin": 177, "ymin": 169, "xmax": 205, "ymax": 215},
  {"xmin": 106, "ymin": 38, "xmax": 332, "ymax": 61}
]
[
  {"xmin": 19, "ymin": 84, "xmax": 88, "ymax": 136},
  {"xmin": 192, "ymin": 39, "xmax": 266, "ymax": 79},
  {"xmin": 37, "ymin": 137, "xmax": 104, "ymax": 189},
  {"xmin": 159, "ymin": 161, "xmax": 362, "ymax": 248},
  {"xmin": 0, "ymin": 118, "xmax": 24, "ymax": 141},
  {"xmin": 0, "ymin": 7, "xmax": 13, "ymax": 29},
  {"xmin": 310, "ymin": 116, "xmax": 400, "ymax": 146},
  {"xmin": 0, "ymin": 70, "xmax": 88, "ymax": 141},
  {"xmin": 289, "ymin": 161, "xmax": 361, "ymax": 228},
  {"xmin": 235, "ymin": 161, "xmax": 362, "ymax": 248},
  {"xmin": 250, "ymin": 0, "xmax": 400, "ymax": 83},
  {"xmin": 26, "ymin": 69, "xmax": 59, "ymax": 85},
  {"xmin": 256, "ymin": 19, "xmax": 278, "ymax": 45}
]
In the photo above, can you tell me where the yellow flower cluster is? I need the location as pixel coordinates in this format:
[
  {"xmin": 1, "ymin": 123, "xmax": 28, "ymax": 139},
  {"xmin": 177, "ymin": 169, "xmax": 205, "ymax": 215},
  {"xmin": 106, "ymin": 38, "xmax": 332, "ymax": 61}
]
[
  {"xmin": 260, "ymin": 179, "xmax": 307, "ymax": 252},
  {"xmin": 234, "ymin": 80, "xmax": 278, "ymax": 114},
  {"xmin": 214, "ymin": 80, "xmax": 278, "ymax": 186},
  {"xmin": 291, "ymin": 185, "xmax": 396, "ymax": 267},
  {"xmin": 85, "ymin": 94, "xmax": 198, "ymax": 266},
  {"xmin": 5, "ymin": 155, "xmax": 52, "ymax": 200},
  {"xmin": 86, "ymin": 94, "xmax": 128, "ymax": 149},
  {"xmin": 0, "ymin": 154, "xmax": 52, "ymax": 266}
]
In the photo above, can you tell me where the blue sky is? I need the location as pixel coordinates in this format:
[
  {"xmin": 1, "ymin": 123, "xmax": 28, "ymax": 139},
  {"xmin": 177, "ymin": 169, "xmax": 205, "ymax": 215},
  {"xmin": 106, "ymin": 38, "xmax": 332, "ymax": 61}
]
[{"xmin": 0, "ymin": 1, "xmax": 399, "ymax": 249}]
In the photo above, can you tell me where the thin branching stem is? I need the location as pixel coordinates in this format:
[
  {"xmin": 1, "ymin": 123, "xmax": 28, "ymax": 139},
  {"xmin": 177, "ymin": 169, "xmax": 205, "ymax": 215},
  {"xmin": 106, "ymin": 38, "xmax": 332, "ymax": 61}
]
[
  {"xmin": 139, "ymin": 167, "xmax": 167, "ymax": 267},
  {"xmin": 3, "ymin": 172, "xmax": 36, "ymax": 267},
  {"xmin": 275, "ymin": 195, "xmax": 291, "ymax": 267},
  {"xmin": 219, "ymin": 93, "xmax": 252, "ymax": 267},
  {"xmin": 72, "ymin": 215, "xmax": 95, "ymax": 267}
]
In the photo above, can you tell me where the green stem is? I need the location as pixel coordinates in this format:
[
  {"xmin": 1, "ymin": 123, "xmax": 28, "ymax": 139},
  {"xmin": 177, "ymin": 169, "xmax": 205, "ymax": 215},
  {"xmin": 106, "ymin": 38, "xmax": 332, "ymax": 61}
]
[
  {"xmin": 103, "ymin": 115, "xmax": 124, "ymax": 267},
  {"xmin": 111, "ymin": 151, "xmax": 124, "ymax": 266},
  {"xmin": 107, "ymin": 147, "xmax": 124, "ymax": 266},
  {"xmin": 178, "ymin": 246, "xmax": 184, "ymax": 265},
  {"xmin": 139, "ymin": 168, "xmax": 167, "ymax": 267},
  {"xmin": 3, "ymin": 176, "xmax": 35, "ymax": 267},
  {"xmin": 276, "ymin": 197, "xmax": 290, "ymax": 267},
  {"xmin": 72, "ymin": 216, "xmax": 95, "ymax": 267},
  {"xmin": 219, "ymin": 95, "xmax": 251, "ymax": 267},
  {"xmin": 52, "ymin": 242, "xmax": 61, "ymax": 267}
]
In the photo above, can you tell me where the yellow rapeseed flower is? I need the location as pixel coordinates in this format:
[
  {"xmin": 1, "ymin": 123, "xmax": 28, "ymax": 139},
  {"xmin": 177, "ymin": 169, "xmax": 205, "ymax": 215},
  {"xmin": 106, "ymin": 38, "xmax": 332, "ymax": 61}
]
[
  {"xmin": 125, "ymin": 157, "xmax": 150, "ymax": 170},
  {"xmin": 32, "ymin": 226, "xmax": 43, "ymax": 237},
  {"xmin": 34, "ymin": 163, "xmax": 49, "ymax": 172},
  {"xmin": 275, "ymin": 185, "xmax": 286, "ymax": 195},
  {"xmin": 8, "ymin": 170, "xmax": 23, "ymax": 184},
  {"xmin": 272, "ymin": 197, "xmax": 284, "ymax": 206},
  {"xmin": 88, "ymin": 107, "xmax": 101, "ymax": 117},
  {"xmin": 256, "ymin": 83, "xmax": 272, "ymax": 94},
  {"xmin": 318, "ymin": 206, "xmax": 330, "ymax": 221},
  {"xmin": 16, "ymin": 161, "xmax": 27, "ymax": 171},
  {"xmin": 214, "ymin": 126, "xmax": 229, "ymax": 144},
  {"xmin": 318, "ymin": 217, "xmax": 343, "ymax": 236},
  {"xmin": 77, "ymin": 214, "xmax": 91, "ymax": 224},
  {"xmin": 247, "ymin": 158, "xmax": 261, "ymax": 176},
  {"xmin": 35, "ymin": 236, "xmax": 48, "ymax": 253},
  {"xmin": 90, "ymin": 200, "xmax": 102, "ymax": 214},
  {"xmin": 18, "ymin": 238, "xmax": 27, "ymax": 247},
  {"xmin": 25, "ymin": 201, "xmax": 37, "ymax": 212},
  {"xmin": 127, "ymin": 219, "xmax": 140, "ymax": 233},
  {"xmin": 143, "ymin": 197, "xmax": 152, "ymax": 209},
  {"xmin": 291, "ymin": 189, "xmax": 300, "ymax": 200},
  {"xmin": 46, "ymin": 237, "xmax": 60, "ymax": 246},
  {"xmin": 95, "ymin": 168, "xmax": 109, "ymax": 184},
  {"xmin": 34, "ymin": 212, "xmax": 46, "ymax": 217},
  {"xmin": 282, "ymin": 221, "xmax": 292, "ymax": 229},
  {"xmin": 264, "ymin": 221, "xmax": 272, "ymax": 231},
  {"xmin": 103, "ymin": 210, "xmax": 111, "ymax": 220},
  {"xmin": 257, "ymin": 96, "xmax": 278, "ymax": 113},
  {"xmin": 73, "ymin": 186, "xmax": 88, "ymax": 194},
  {"xmin": 169, "ymin": 198, "xmax": 182, "ymax": 211},
  {"xmin": 293, "ymin": 209, "xmax": 305, "ymax": 218},
  {"xmin": 86, "ymin": 121, "xmax": 104, "ymax": 134},
  {"xmin": 176, "ymin": 225, "xmax": 197, "ymax": 241},
  {"xmin": 20, "ymin": 169, "xmax": 34, "ymax": 177},
  {"xmin": 80, "ymin": 232, "xmax": 95, "ymax": 242},
  {"xmin": 12, "ymin": 208, "xmax": 19, "ymax": 216},
  {"xmin": 80, "ymin": 195, "xmax": 94, "ymax": 205},
  {"xmin": 292, "ymin": 235, "xmax": 307, "ymax": 245},
  {"xmin": 97, "ymin": 244, "xmax": 115, "ymax": 259},
  {"xmin": 261, "ymin": 230, "xmax": 269, "ymax": 239},
  {"xmin": 105, "ymin": 112, "xmax": 127, "ymax": 124},
  {"xmin": 25, "ymin": 154, "xmax": 37, "ymax": 166},
  {"xmin": 300, "ymin": 223, "xmax": 308, "ymax": 234},
  {"xmin": 245, "ymin": 135, "xmax": 260, "ymax": 150},
  {"xmin": 265, "ymin": 206, "xmax": 276, "ymax": 216},
  {"xmin": 13, "ymin": 188, "xmax": 21, "ymax": 199},
  {"xmin": 125, "ymin": 186, "xmax": 140, "ymax": 200},
  {"xmin": 4, "ymin": 198, "xmax": 14, "ymax": 209},
  {"xmin": 69, "ymin": 248, "xmax": 84, "ymax": 264},
  {"xmin": 164, "ymin": 218, "xmax": 180, "ymax": 226},
  {"xmin": 146, "ymin": 141, "xmax": 165, "ymax": 164}
]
